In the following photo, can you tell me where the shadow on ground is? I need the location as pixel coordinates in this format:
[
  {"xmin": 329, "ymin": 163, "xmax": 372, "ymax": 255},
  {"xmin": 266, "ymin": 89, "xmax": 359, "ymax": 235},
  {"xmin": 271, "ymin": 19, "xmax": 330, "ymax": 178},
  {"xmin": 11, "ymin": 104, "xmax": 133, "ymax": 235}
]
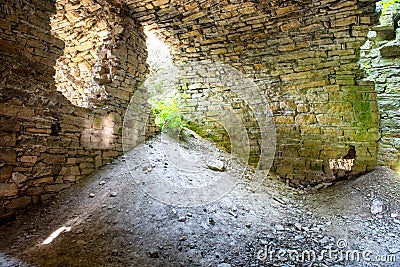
[{"xmin": 0, "ymin": 135, "xmax": 399, "ymax": 267}]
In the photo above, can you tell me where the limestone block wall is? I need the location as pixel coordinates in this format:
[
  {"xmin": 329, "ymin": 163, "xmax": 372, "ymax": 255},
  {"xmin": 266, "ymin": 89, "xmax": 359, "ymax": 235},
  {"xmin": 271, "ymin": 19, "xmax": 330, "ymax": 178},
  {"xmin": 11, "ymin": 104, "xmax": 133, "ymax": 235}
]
[
  {"xmin": 51, "ymin": 0, "xmax": 148, "ymax": 109},
  {"xmin": 128, "ymin": 0, "xmax": 382, "ymax": 186},
  {"xmin": 175, "ymin": 62, "xmax": 274, "ymax": 169},
  {"xmin": 246, "ymin": 0, "xmax": 381, "ymax": 186},
  {"xmin": 360, "ymin": 2, "xmax": 400, "ymax": 171},
  {"xmin": 0, "ymin": 0, "xmax": 151, "ymax": 220}
]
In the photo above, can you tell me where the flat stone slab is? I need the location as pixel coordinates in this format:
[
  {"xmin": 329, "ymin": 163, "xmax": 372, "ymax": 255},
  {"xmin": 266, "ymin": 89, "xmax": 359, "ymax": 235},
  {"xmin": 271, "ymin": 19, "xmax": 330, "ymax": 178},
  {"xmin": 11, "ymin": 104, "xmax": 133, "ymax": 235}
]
[
  {"xmin": 380, "ymin": 41, "xmax": 400, "ymax": 58},
  {"xmin": 372, "ymin": 25, "xmax": 395, "ymax": 41},
  {"xmin": 207, "ymin": 159, "xmax": 226, "ymax": 172}
]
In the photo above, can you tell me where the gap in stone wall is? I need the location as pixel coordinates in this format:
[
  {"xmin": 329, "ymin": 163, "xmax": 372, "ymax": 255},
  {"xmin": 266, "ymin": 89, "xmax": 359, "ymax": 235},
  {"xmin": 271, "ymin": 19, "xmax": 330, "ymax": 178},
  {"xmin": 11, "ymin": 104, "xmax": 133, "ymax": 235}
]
[{"xmin": 360, "ymin": 0, "xmax": 400, "ymax": 171}]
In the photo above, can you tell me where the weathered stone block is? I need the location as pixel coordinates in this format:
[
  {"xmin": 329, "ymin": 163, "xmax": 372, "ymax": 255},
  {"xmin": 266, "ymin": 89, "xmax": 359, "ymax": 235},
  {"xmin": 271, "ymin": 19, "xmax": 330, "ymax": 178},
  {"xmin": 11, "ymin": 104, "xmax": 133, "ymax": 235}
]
[
  {"xmin": 20, "ymin": 156, "xmax": 38, "ymax": 164},
  {"xmin": 295, "ymin": 114, "xmax": 316, "ymax": 125},
  {"xmin": 0, "ymin": 133, "xmax": 16, "ymax": 147},
  {"xmin": 280, "ymin": 20, "xmax": 301, "ymax": 31},
  {"xmin": 0, "ymin": 183, "xmax": 18, "ymax": 197},
  {"xmin": 60, "ymin": 166, "xmax": 80, "ymax": 176},
  {"xmin": 274, "ymin": 116, "xmax": 295, "ymax": 124},
  {"xmin": 11, "ymin": 173, "xmax": 27, "ymax": 187},
  {"xmin": 372, "ymin": 25, "xmax": 395, "ymax": 41},
  {"xmin": 63, "ymin": 175, "xmax": 77, "ymax": 182},
  {"xmin": 332, "ymin": 16, "xmax": 357, "ymax": 27},
  {"xmin": 0, "ymin": 150, "xmax": 17, "ymax": 165},
  {"xmin": 103, "ymin": 150, "xmax": 121, "ymax": 158},
  {"xmin": 33, "ymin": 176, "xmax": 54, "ymax": 186},
  {"xmin": 26, "ymin": 128, "xmax": 52, "ymax": 134},
  {"xmin": 0, "ymin": 39, "xmax": 20, "ymax": 53},
  {"xmin": 153, "ymin": 0, "xmax": 169, "ymax": 7},
  {"xmin": 380, "ymin": 42, "xmax": 400, "ymax": 58},
  {"xmin": 276, "ymin": 5, "xmax": 298, "ymax": 16},
  {"xmin": 33, "ymin": 163, "xmax": 55, "ymax": 178},
  {"xmin": 0, "ymin": 165, "xmax": 13, "ymax": 184}
]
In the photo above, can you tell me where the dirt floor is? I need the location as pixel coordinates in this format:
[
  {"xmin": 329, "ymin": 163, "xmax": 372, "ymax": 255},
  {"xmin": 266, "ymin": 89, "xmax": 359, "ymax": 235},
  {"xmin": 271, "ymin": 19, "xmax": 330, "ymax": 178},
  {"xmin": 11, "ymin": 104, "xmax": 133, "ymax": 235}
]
[{"xmin": 0, "ymin": 132, "xmax": 399, "ymax": 267}]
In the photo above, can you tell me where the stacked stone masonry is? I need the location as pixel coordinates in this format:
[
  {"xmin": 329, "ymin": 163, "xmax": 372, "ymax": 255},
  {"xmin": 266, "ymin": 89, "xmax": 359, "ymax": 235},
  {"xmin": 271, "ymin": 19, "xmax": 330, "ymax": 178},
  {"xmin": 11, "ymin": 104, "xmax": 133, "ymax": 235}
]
[
  {"xmin": 360, "ymin": 1, "xmax": 400, "ymax": 171},
  {"xmin": 1, "ymin": 0, "xmax": 397, "ymax": 218},
  {"xmin": 129, "ymin": 0, "xmax": 382, "ymax": 186},
  {"xmin": 0, "ymin": 0, "xmax": 155, "ymax": 220}
]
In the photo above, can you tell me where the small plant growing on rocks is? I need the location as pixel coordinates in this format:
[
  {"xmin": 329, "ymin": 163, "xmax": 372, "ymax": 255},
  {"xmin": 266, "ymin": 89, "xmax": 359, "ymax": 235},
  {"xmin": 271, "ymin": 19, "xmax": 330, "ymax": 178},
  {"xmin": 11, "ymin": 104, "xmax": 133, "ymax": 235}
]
[{"xmin": 151, "ymin": 95, "xmax": 184, "ymax": 134}]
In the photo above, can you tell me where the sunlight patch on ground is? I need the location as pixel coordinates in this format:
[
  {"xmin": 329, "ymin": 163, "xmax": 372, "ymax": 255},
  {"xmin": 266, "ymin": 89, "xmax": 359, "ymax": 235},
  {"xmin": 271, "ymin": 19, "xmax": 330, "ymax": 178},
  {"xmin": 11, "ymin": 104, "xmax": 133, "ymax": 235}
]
[{"xmin": 42, "ymin": 226, "xmax": 71, "ymax": 245}]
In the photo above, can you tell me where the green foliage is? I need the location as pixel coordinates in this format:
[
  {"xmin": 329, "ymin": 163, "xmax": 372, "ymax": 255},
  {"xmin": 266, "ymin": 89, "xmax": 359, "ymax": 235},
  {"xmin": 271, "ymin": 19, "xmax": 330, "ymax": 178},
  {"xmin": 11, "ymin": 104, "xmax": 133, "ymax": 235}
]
[
  {"xmin": 361, "ymin": 62, "xmax": 371, "ymax": 69},
  {"xmin": 381, "ymin": 0, "xmax": 400, "ymax": 15},
  {"xmin": 117, "ymin": 127, "xmax": 123, "ymax": 135},
  {"xmin": 145, "ymin": 32, "xmax": 184, "ymax": 135},
  {"xmin": 152, "ymin": 96, "xmax": 183, "ymax": 133}
]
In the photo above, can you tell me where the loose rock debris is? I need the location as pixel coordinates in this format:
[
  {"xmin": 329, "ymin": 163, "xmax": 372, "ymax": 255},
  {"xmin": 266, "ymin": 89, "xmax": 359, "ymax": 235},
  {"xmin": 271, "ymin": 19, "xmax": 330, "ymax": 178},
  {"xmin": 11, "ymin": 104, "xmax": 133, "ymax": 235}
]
[{"xmin": 0, "ymin": 135, "xmax": 399, "ymax": 267}]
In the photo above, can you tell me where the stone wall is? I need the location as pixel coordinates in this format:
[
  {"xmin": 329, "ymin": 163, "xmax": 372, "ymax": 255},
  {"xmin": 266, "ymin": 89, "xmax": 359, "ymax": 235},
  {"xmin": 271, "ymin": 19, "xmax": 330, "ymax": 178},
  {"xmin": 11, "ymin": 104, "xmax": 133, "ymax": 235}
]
[
  {"xmin": 0, "ymin": 0, "xmax": 151, "ymax": 220},
  {"xmin": 129, "ymin": 0, "xmax": 381, "ymax": 186},
  {"xmin": 175, "ymin": 62, "xmax": 275, "ymax": 170},
  {"xmin": 242, "ymin": 0, "xmax": 380, "ymax": 186},
  {"xmin": 0, "ymin": 0, "xmax": 390, "ymax": 219},
  {"xmin": 360, "ymin": 1, "xmax": 400, "ymax": 171}
]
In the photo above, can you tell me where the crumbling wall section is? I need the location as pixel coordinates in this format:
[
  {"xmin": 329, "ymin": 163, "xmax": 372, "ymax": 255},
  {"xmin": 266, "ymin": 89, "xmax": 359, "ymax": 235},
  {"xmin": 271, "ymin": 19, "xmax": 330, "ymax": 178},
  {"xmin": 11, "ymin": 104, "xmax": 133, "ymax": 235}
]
[
  {"xmin": 51, "ymin": 0, "xmax": 148, "ymax": 109},
  {"xmin": 360, "ymin": 1, "xmax": 400, "ymax": 171},
  {"xmin": 0, "ymin": 0, "xmax": 150, "ymax": 220}
]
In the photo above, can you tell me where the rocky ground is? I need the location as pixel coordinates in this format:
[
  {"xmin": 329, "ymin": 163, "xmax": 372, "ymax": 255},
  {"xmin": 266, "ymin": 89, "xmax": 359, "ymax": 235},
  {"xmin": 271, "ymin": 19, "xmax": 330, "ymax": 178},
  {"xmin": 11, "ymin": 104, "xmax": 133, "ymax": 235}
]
[{"xmin": 0, "ymin": 132, "xmax": 399, "ymax": 267}]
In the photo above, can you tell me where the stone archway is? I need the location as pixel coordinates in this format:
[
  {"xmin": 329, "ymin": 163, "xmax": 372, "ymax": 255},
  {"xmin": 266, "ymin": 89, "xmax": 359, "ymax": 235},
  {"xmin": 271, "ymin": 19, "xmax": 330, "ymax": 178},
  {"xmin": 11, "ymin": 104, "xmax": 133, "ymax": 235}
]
[
  {"xmin": 0, "ymin": 0, "xmax": 387, "ymax": 219},
  {"xmin": 127, "ymin": 0, "xmax": 382, "ymax": 186}
]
